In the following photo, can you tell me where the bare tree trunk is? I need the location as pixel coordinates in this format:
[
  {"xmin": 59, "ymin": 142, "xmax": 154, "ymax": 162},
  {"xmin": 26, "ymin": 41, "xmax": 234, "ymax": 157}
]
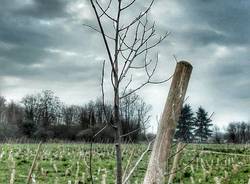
[
  {"xmin": 143, "ymin": 61, "xmax": 193, "ymax": 184},
  {"xmin": 168, "ymin": 142, "xmax": 185, "ymax": 184},
  {"xmin": 114, "ymin": 86, "xmax": 122, "ymax": 184}
]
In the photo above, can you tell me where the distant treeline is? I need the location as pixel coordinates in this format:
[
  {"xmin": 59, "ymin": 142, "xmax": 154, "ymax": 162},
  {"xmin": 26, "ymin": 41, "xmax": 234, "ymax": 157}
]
[
  {"xmin": 0, "ymin": 90, "xmax": 249, "ymax": 143},
  {"xmin": 175, "ymin": 104, "xmax": 250, "ymax": 144},
  {"xmin": 222, "ymin": 121, "xmax": 250, "ymax": 144},
  {"xmin": 0, "ymin": 90, "xmax": 152, "ymax": 142},
  {"xmin": 209, "ymin": 121, "xmax": 250, "ymax": 144}
]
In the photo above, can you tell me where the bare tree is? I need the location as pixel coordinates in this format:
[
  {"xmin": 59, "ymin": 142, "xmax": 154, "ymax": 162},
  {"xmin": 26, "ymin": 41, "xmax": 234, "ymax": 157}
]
[
  {"xmin": 212, "ymin": 125, "xmax": 223, "ymax": 144},
  {"xmin": 39, "ymin": 90, "xmax": 62, "ymax": 129},
  {"xmin": 86, "ymin": 0, "xmax": 170, "ymax": 183},
  {"xmin": 0, "ymin": 96, "xmax": 6, "ymax": 123},
  {"xmin": 22, "ymin": 90, "xmax": 62, "ymax": 139},
  {"xmin": 62, "ymin": 105, "xmax": 80, "ymax": 127},
  {"xmin": 22, "ymin": 95, "xmax": 38, "ymax": 123},
  {"xmin": 120, "ymin": 92, "xmax": 152, "ymax": 141},
  {"xmin": 6, "ymin": 101, "xmax": 23, "ymax": 125}
]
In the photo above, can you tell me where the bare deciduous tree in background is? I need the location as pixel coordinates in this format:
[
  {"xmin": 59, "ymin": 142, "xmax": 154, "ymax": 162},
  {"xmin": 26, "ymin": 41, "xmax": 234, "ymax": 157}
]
[{"xmin": 85, "ymin": 0, "xmax": 170, "ymax": 183}]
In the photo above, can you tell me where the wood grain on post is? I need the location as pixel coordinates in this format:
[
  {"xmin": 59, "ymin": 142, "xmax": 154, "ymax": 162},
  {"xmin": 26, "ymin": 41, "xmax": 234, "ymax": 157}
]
[{"xmin": 143, "ymin": 61, "xmax": 193, "ymax": 184}]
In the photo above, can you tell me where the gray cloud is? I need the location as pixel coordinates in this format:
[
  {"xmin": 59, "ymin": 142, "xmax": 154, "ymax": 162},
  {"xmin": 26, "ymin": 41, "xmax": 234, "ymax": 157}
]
[
  {"xmin": 16, "ymin": 0, "xmax": 69, "ymax": 19},
  {"xmin": 0, "ymin": 0, "xmax": 249, "ymax": 131},
  {"xmin": 181, "ymin": 0, "xmax": 250, "ymax": 45}
]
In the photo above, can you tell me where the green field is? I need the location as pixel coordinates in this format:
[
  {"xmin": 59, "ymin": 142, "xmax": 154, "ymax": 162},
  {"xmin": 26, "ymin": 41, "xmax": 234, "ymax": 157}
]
[{"xmin": 0, "ymin": 143, "xmax": 249, "ymax": 183}]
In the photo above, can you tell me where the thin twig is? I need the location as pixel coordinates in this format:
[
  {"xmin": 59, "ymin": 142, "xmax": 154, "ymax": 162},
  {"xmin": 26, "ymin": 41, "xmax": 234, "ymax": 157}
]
[
  {"xmin": 82, "ymin": 24, "xmax": 115, "ymax": 40},
  {"xmin": 122, "ymin": 141, "xmax": 153, "ymax": 184}
]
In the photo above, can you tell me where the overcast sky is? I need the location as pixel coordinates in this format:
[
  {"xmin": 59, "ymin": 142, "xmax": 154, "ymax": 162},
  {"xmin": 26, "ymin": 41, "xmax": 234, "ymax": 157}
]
[{"xmin": 0, "ymin": 0, "xmax": 249, "ymax": 132}]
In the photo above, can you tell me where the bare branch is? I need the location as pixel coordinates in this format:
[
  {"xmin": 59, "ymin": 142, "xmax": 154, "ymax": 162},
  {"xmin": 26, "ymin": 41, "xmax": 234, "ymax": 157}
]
[
  {"xmin": 165, "ymin": 151, "xmax": 200, "ymax": 177},
  {"xmin": 82, "ymin": 24, "xmax": 115, "ymax": 40},
  {"xmin": 94, "ymin": 124, "xmax": 108, "ymax": 138},
  {"xmin": 95, "ymin": 0, "xmax": 117, "ymax": 22},
  {"xmin": 118, "ymin": 24, "xmax": 169, "ymax": 84},
  {"xmin": 121, "ymin": 0, "xmax": 136, "ymax": 11},
  {"xmin": 99, "ymin": 0, "xmax": 112, "ymax": 18},
  {"xmin": 118, "ymin": 21, "xmax": 141, "ymax": 82},
  {"xmin": 147, "ymin": 75, "xmax": 173, "ymax": 84},
  {"xmin": 173, "ymin": 54, "xmax": 178, "ymax": 64},
  {"xmin": 120, "ymin": 128, "xmax": 141, "ymax": 138},
  {"xmin": 122, "ymin": 147, "xmax": 135, "ymax": 181},
  {"xmin": 119, "ymin": 0, "xmax": 155, "ymax": 32},
  {"xmin": 89, "ymin": 0, "xmax": 116, "ymax": 76},
  {"xmin": 120, "ymin": 73, "xmax": 173, "ymax": 99},
  {"xmin": 101, "ymin": 60, "xmax": 106, "ymax": 111},
  {"xmin": 100, "ymin": 60, "xmax": 116, "ymax": 129},
  {"xmin": 168, "ymin": 143, "xmax": 188, "ymax": 160},
  {"xmin": 121, "ymin": 75, "xmax": 133, "ymax": 96},
  {"xmin": 122, "ymin": 141, "xmax": 154, "ymax": 184},
  {"xmin": 209, "ymin": 112, "xmax": 215, "ymax": 119},
  {"xmin": 26, "ymin": 142, "xmax": 42, "ymax": 184},
  {"xmin": 136, "ymin": 32, "xmax": 170, "ymax": 57}
]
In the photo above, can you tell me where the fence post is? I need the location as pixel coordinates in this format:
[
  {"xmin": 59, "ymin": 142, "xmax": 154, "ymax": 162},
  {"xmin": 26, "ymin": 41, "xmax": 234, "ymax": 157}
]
[{"xmin": 143, "ymin": 61, "xmax": 193, "ymax": 184}]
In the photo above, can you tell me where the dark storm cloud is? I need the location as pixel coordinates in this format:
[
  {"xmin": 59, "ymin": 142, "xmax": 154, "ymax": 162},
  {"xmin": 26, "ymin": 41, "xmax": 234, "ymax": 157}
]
[
  {"xmin": 0, "ymin": 14, "xmax": 52, "ymax": 47},
  {"xmin": 0, "ymin": 1, "xmax": 60, "ymax": 70},
  {"xmin": 0, "ymin": 46, "xmax": 47, "ymax": 65},
  {"xmin": 0, "ymin": 0, "xmax": 99, "ymax": 78},
  {"xmin": 208, "ymin": 50, "xmax": 250, "ymax": 100},
  {"xmin": 17, "ymin": 0, "xmax": 69, "ymax": 19},
  {"xmin": 178, "ymin": 0, "xmax": 250, "ymax": 46},
  {"xmin": 0, "ymin": 55, "xmax": 100, "ymax": 81}
]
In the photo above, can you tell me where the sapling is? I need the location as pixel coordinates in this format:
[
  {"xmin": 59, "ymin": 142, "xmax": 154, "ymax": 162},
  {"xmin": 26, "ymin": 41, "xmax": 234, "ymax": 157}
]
[
  {"xmin": 190, "ymin": 164, "xmax": 194, "ymax": 174},
  {"xmin": 101, "ymin": 173, "xmax": 107, "ymax": 184},
  {"xmin": 214, "ymin": 177, "xmax": 222, "ymax": 184},
  {"xmin": 31, "ymin": 174, "xmax": 36, "ymax": 184},
  {"xmin": 75, "ymin": 161, "xmax": 80, "ymax": 184},
  {"xmin": 53, "ymin": 163, "xmax": 58, "ymax": 173},
  {"xmin": 65, "ymin": 166, "xmax": 72, "ymax": 176},
  {"xmin": 232, "ymin": 164, "xmax": 239, "ymax": 174},
  {"xmin": 190, "ymin": 176, "xmax": 195, "ymax": 184},
  {"xmin": 216, "ymin": 158, "xmax": 219, "ymax": 166},
  {"xmin": 9, "ymin": 161, "xmax": 16, "ymax": 184},
  {"xmin": 81, "ymin": 172, "xmax": 86, "ymax": 183},
  {"xmin": 54, "ymin": 177, "xmax": 59, "ymax": 184}
]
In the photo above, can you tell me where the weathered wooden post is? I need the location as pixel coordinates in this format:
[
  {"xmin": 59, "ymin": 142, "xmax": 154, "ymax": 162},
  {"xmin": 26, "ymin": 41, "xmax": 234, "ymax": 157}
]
[{"xmin": 143, "ymin": 61, "xmax": 192, "ymax": 184}]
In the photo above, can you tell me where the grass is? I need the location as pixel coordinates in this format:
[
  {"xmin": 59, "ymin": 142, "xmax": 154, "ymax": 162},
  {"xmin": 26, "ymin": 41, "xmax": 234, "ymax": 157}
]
[{"xmin": 0, "ymin": 143, "xmax": 249, "ymax": 183}]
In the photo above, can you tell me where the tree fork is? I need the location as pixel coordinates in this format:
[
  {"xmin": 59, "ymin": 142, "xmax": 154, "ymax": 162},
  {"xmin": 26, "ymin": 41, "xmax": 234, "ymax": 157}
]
[{"xmin": 143, "ymin": 61, "xmax": 193, "ymax": 184}]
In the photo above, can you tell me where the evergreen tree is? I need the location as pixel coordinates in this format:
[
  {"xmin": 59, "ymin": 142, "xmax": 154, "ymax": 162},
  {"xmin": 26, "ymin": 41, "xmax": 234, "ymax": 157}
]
[
  {"xmin": 194, "ymin": 106, "xmax": 213, "ymax": 142},
  {"xmin": 175, "ymin": 104, "xmax": 195, "ymax": 142}
]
